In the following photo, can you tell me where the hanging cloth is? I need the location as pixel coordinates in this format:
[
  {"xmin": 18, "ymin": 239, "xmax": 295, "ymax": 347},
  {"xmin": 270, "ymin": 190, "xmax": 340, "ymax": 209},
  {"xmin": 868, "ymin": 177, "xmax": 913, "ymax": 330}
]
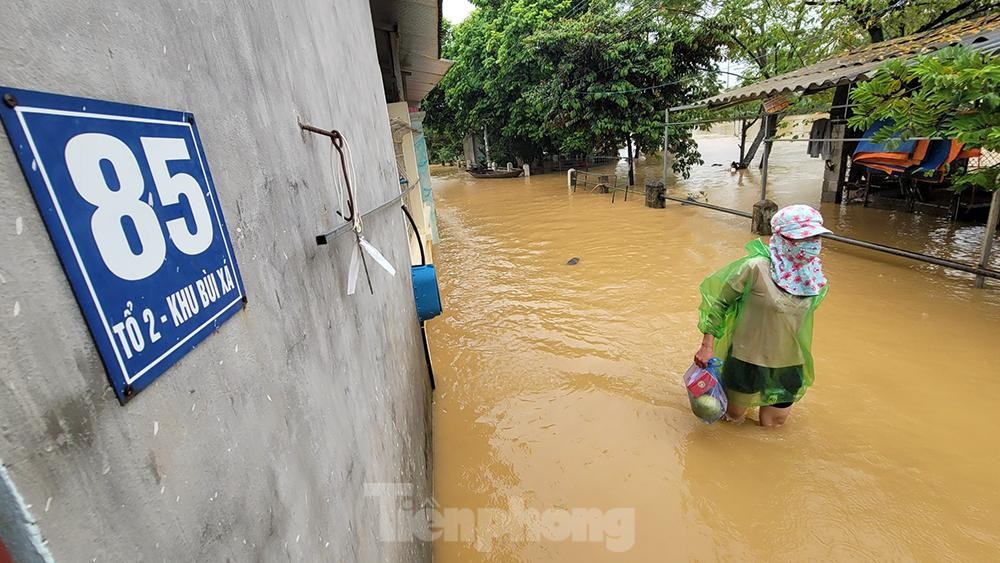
[{"xmin": 807, "ymin": 118, "xmax": 833, "ymax": 160}]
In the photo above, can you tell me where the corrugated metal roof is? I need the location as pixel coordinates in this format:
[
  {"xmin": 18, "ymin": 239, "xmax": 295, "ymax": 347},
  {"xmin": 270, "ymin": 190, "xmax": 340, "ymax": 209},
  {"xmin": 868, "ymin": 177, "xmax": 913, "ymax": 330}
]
[
  {"xmin": 691, "ymin": 13, "xmax": 1000, "ymax": 109},
  {"xmin": 371, "ymin": 0, "xmax": 454, "ymax": 103}
]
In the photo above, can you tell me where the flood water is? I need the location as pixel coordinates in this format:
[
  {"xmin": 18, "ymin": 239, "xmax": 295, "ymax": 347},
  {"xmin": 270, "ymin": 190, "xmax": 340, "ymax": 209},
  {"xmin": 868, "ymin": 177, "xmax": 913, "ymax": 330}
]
[{"xmin": 426, "ymin": 130, "xmax": 1000, "ymax": 561}]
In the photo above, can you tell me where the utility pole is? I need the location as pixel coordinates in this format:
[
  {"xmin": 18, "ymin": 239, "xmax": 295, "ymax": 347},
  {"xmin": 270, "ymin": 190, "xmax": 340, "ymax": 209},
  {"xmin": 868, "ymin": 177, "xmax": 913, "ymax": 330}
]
[
  {"xmin": 739, "ymin": 118, "xmax": 747, "ymax": 164},
  {"xmin": 483, "ymin": 126, "xmax": 491, "ymax": 168},
  {"xmin": 626, "ymin": 134, "xmax": 635, "ymax": 186},
  {"xmin": 662, "ymin": 108, "xmax": 670, "ymax": 183},
  {"xmin": 752, "ymin": 113, "xmax": 779, "ymax": 236}
]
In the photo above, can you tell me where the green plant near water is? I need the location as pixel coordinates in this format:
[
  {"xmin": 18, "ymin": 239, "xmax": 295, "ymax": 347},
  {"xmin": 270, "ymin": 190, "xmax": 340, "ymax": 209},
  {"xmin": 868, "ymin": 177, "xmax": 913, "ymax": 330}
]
[
  {"xmin": 849, "ymin": 45, "xmax": 1000, "ymax": 192},
  {"xmin": 424, "ymin": 0, "xmax": 722, "ymax": 175},
  {"xmin": 425, "ymin": 0, "xmax": 993, "ymax": 172}
]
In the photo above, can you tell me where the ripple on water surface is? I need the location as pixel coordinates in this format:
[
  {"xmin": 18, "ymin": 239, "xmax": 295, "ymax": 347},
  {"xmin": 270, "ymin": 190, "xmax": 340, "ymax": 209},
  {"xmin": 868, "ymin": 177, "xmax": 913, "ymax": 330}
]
[{"xmin": 428, "ymin": 135, "xmax": 1000, "ymax": 562}]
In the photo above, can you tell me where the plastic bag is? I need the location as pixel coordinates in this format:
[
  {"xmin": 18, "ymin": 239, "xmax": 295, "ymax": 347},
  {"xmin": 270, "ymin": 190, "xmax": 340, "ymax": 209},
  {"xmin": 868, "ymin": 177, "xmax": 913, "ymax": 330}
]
[{"xmin": 682, "ymin": 358, "xmax": 728, "ymax": 424}]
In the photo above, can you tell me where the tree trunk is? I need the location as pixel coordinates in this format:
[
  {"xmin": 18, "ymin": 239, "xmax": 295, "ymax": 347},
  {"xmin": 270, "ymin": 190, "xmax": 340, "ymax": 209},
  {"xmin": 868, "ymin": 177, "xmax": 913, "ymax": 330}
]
[
  {"xmin": 867, "ymin": 24, "xmax": 884, "ymax": 43},
  {"xmin": 741, "ymin": 114, "xmax": 781, "ymax": 169},
  {"xmin": 739, "ymin": 118, "xmax": 748, "ymax": 164},
  {"xmin": 740, "ymin": 125, "xmax": 766, "ymax": 169}
]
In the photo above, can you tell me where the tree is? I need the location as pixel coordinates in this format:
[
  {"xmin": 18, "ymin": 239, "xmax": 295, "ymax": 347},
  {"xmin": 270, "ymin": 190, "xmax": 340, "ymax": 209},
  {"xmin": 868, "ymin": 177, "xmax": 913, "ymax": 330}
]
[
  {"xmin": 849, "ymin": 45, "xmax": 1000, "ymax": 192},
  {"xmin": 424, "ymin": 0, "xmax": 568, "ymax": 166},
  {"xmin": 424, "ymin": 0, "xmax": 723, "ymax": 176},
  {"xmin": 529, "ymin": 0, "xmax": 722, "ymax": 176},
  {"xmin": 421, "ymin": 84, "xmax": 465, "ymax": 164},
  {"xmin": 702, "ymin": 0, "xmax": 997, "ymax": 167},
  {"xmin": 711, "ymin": 0, "xmax": 835, "ymax": 81},
  {"xmin": 804, "ymin": 0, "xmax": 998, "ymax": 44},
  {"xmin": 423, "ymin": 18, "xmax": 471, "ymax": 165},
  {"xmin": 704, "ymin": 0, "xmax": 840, "ymax": 167}
]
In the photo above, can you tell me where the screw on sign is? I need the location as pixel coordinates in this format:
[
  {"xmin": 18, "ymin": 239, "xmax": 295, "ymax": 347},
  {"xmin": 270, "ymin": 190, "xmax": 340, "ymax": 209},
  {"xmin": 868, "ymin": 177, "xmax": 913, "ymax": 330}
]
[{"xmin": 0, "ymin": 87, "xmax": 246, "ymax": 402}]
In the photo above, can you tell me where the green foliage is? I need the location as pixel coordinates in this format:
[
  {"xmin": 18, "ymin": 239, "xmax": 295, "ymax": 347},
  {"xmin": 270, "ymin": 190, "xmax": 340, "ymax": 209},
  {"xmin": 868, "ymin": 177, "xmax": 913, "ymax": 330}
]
[
  {"xmin": 708, "ymin": 0, "xmax": 996, "ymax": 84},
  {"xmin": 849, "ymin": 45, "xmax": 1000, "ymax": 192},
  {"xmin": 425, "ymin": 0, "xmax": 570, "ymax": 165},
  {"xmin": 423, "ymin": 0, "xmax": 995, "ymax": 174},
  {"xmin": 423, "ymin": 0, "xmax": 722, "ymax": 175},
  {"xmin": 815, "ymin": 0, "xmax": 997, "ymax": 43},
  {"xmin": 528, "ymin": 0, "xmax": 721, "ymax": 175},
  {"xmin": 422, "ymin": 86, "xmax": 464, "ymax": 164},
  {"xmin": 710, "ymin": 0, "xmax": 838, "ymax": 82},
  {"xmin": 703, "ymin": 0, "xmax": 995, "ymax": 167}
]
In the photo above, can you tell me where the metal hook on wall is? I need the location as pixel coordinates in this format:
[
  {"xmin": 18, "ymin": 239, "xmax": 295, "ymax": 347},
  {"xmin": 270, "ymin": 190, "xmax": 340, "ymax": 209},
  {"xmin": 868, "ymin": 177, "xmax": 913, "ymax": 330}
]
[
  {"xmin": 300, "ymin": 121, "xmax": 397, "ymax": 295},
  {"xmin": 302, "ymin": 124, "xmax": 356, "ymax": 223}
]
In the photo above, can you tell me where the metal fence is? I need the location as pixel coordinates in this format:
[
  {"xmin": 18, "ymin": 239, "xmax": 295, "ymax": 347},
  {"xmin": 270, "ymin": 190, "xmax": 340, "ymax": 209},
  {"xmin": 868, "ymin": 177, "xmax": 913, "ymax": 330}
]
[{"xmin": 569, "ymin": 170, "xmax": 640, "ymax": 202}]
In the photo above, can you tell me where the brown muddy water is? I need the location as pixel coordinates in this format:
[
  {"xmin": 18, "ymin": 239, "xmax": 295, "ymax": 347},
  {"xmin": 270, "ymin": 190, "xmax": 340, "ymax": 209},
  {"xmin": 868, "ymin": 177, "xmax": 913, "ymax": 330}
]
[{"xmin": 426, "ymin": 130, "xmax": 1000, "ymax": 561}]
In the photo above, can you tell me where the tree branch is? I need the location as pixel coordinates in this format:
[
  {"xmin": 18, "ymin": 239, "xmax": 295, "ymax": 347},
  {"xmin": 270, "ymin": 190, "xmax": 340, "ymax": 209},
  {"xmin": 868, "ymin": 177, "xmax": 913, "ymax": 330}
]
[{"xmin": 917, "ymin": 1, "xmax": 996, "ymax": 32}]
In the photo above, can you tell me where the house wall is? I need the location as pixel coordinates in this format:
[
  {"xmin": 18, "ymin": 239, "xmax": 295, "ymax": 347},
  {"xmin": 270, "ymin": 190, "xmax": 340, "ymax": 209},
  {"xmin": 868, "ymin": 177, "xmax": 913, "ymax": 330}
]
[
  {"xmin": 0, "ymin": 1, "xmax": 431, "ymax": 561},
  {"xmin": 388, "ymin": 102, "xmax": 434, "ymax": 265}
]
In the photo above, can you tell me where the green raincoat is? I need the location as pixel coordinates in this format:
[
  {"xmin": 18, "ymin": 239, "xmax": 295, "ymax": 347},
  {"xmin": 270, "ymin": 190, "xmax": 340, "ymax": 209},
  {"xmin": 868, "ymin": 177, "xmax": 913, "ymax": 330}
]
[{"xmin": 697, "ymin": 239, "xmax": 827, "ymax": 407}]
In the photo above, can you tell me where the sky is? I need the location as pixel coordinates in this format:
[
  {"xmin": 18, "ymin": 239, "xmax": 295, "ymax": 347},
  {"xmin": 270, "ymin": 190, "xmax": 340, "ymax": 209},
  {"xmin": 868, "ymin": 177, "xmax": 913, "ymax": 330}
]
[{"xmin": 442, "ymin": 0, "xmax": 475, "ymax": 23}]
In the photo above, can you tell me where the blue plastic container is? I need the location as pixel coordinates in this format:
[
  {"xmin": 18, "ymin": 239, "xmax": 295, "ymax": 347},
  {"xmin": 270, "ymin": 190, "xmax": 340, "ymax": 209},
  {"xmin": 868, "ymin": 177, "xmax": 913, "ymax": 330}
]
[
  {"xmin": 706, "ymin": 357, "xmax": 723, "ymax": 379},
  {"xmin": 411, "ymin": 264, "xmax": 442, "ymax": 322}
]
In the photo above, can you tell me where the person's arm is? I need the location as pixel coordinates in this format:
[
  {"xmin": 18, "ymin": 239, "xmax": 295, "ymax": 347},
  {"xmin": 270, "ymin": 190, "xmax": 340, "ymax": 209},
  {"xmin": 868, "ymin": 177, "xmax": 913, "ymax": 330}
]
[
  {"xmin": 694, "ymin": 259, "xmax": 754, "ymax": 367},
  {"xmin": 694, "ymin": 334, "xmax": 715, "ymax": 368}
]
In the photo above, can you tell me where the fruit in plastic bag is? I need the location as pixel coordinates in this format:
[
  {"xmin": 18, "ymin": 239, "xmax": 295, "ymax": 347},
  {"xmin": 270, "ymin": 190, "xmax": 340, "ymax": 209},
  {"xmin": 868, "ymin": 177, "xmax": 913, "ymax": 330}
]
[{"xmin": 691, "ymin": 394, "xmax": 724, "ymax": 420}]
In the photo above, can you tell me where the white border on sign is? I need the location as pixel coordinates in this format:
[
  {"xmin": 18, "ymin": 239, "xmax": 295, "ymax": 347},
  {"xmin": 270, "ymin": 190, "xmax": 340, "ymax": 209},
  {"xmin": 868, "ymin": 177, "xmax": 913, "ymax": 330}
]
[{"xmin": 15, "ymin": 106, "xmax": 244, "ymax": 386}]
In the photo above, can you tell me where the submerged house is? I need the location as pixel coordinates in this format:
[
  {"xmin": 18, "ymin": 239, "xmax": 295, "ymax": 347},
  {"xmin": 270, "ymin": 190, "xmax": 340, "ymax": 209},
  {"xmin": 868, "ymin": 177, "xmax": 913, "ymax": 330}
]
[
  {"xmin": 676, "ymin": 13, "xmax": 1000, "ymax": 209},
  {"xmin": 665, "ymin": 13, "xmax": 1000, "ymax": 286},
  {"xmin": 371, "ymin": 0, "xmax": 454, "ymax": 257}
]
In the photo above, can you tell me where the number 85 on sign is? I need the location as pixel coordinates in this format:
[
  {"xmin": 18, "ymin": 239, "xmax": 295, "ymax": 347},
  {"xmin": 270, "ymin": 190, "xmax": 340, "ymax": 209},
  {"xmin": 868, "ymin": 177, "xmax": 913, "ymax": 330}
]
[{"xmin": 0, "ymin": 88, "xmax": 246, "ymax": 402}]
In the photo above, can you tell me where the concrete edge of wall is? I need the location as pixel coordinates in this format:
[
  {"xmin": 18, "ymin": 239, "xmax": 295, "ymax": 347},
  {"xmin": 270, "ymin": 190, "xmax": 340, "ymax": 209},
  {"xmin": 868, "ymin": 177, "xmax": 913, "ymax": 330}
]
[{"xmin": 0, "ymin": 462, "xmax": 55, "ymax": 563}]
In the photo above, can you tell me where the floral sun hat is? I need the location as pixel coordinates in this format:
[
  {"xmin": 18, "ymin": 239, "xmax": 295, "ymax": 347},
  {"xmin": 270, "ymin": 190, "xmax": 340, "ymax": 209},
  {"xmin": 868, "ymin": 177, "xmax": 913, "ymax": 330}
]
[{"xmin": 768, "ymin": 205, "xmax": 830, "ymax": 296}]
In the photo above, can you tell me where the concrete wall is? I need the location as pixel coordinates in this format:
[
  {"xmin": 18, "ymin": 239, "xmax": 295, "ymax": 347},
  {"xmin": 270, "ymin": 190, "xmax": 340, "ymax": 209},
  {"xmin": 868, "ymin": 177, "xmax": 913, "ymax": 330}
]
[
  {"xmin": 0, "ymin": 1, "xmax": 431, "ymax": 561},
  {"xmin": 388, "ymin": 102, "xmax": 432, "ymax": 265}
]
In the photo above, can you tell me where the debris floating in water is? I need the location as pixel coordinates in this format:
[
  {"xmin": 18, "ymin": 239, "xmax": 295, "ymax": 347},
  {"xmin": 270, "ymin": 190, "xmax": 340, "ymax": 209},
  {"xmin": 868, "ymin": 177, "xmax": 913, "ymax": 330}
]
[
  {"xmin": 686, "ymin": 189, "xmax": 708, "ymax": 203},
  {"xmin": 566, "ymin": 257, "xmax": 580, "ymax": 266}
]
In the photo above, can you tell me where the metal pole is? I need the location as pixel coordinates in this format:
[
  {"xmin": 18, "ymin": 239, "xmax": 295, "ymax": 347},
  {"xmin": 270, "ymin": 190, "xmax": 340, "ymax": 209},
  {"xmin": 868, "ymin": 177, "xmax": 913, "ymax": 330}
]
[
  {"xmin": 662, "ymin": 108, "xmax": 670, "ymax": 183},
  {"xmin": 315, "ymin": 182, "xmax": 420, "ymax": 245},
  {"xmin": 975, "ymin": 188, "xmax": 1000, "ymax": 288},
  {"xmin": 759, "ymin": 114, "xmax": 775, "ymax": 201},
  {"xmin": 765, "ymin": 137, "xmax": 948, "ymax": 143},
  {"xmin": 823, "ymin": 231, "xmax": 1000, "ymax": 280},
  {"xmin": 663, "ymin": 195, "xmax": 752, "ymax": 218},
  {"xmin": 659, "ymin": 194, "xmax": 1000, "ymax": 281}
]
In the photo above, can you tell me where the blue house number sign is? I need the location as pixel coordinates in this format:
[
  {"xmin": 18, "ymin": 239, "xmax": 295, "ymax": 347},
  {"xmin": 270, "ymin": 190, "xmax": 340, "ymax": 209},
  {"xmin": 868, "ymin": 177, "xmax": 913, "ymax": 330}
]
[{"xmin": 0, "ymin": 88, "xmax": 246, "ymax": 402}]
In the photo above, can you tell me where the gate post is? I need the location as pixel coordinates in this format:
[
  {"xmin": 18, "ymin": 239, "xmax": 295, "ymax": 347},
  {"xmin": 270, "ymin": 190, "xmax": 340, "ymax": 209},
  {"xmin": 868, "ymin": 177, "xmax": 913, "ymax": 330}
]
[
  {"xmin": 645, "ymin": 179, "xmax": 665, "ymax": 208},
  {"xmin": 752, "ymin": 199, "xmax": 778, "ymax": 235}
]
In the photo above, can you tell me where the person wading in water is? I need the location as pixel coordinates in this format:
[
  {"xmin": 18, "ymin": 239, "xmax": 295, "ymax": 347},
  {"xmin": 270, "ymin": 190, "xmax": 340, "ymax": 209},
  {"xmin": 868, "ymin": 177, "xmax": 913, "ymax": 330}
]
[{"xmin": 694, "ymin": 205, "xmax": 830, "ymax": 427}]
